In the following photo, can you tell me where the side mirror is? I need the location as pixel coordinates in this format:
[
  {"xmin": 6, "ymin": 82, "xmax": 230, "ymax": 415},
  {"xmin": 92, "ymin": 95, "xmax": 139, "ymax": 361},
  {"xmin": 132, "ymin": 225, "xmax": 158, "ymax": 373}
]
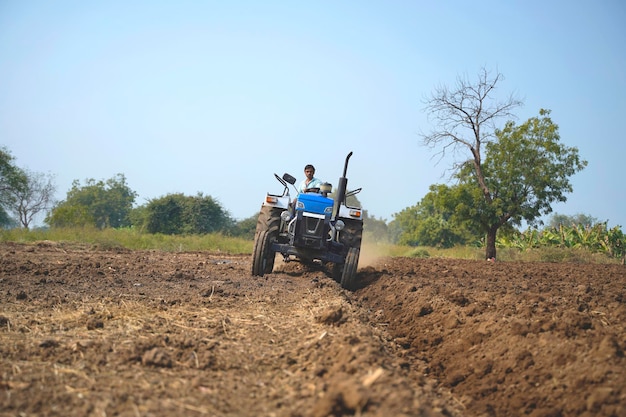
[
  {"xmin": 282, "ymin": 173, "xmax": 296, "ymax": 185},
  {"xmin": 346, "ymin": 188, "xmax": 362, "ymax": 197}
]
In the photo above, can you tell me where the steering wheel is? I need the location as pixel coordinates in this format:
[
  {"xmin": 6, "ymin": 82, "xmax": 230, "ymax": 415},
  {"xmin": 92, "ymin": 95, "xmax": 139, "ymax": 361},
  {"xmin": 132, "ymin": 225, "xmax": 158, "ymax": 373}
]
[{"xmin": 304, "ymin": 187, "xmax": 320, "ymax": 193}]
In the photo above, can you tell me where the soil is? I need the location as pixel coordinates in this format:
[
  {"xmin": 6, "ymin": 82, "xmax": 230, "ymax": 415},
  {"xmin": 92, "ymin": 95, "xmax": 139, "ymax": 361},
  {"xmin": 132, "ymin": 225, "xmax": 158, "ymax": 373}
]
[{"xmin": 1, "ymin": 242, "xmax": 625, "ymax": 417}]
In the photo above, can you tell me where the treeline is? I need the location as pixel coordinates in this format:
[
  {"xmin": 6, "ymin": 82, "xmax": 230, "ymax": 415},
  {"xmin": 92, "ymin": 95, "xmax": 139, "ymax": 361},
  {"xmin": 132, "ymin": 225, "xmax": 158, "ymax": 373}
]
[
  {"xmin": 0, "ymin": 146, "xmax": 383, "ymax": 241},
  {"xmin": 0, "ymin": 146, "xmax": 255, "ymax": 237},
  {"xmin": 41, "ymin": 173, "xmax": 387, "ymax": 242},
  {"xmin": 44, "ymin": 174, "xmax": 257, "ymax": 239},
  {"xmin": 1, "ymin": 146, "xmax": 624, "ymax": 262}
]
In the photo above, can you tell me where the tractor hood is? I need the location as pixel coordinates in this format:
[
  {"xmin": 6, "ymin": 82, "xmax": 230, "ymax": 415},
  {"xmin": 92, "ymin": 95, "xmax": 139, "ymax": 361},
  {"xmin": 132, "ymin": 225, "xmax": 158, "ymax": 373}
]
[{"xmin": 296, "ymin": 193, "xmax": 333, "ymax": 216}]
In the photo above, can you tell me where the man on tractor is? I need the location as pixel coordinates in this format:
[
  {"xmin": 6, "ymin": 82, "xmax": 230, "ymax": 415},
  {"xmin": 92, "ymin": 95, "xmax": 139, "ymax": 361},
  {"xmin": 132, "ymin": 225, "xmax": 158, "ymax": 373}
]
[{"xmin": 298, "ymin": 164, "xmax": 323, "ymax": 194}]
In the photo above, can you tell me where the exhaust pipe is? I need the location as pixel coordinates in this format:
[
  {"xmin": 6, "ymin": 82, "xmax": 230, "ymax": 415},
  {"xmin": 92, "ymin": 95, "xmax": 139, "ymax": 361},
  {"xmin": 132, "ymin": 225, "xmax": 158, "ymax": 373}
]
[{"xmin": 332, "ymin": 152, "xmax": 352, "ymax": 221}]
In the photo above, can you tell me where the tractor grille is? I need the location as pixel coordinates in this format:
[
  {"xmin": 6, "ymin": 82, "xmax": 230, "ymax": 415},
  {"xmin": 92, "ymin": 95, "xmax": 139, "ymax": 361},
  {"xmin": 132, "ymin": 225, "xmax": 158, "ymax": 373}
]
[
  {"xmin": 303, "ymin": 216, "xmax": 323, "ymax": 236},
  {"xmin": 294, "ymin": 213, "xmax": 326, "ymax": 249}
]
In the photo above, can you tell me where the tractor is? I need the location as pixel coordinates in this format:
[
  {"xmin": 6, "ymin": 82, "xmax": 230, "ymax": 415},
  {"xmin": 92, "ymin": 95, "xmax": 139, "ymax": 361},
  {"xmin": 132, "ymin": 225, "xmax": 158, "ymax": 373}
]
[{"xmin": 251, "ymin": 152, "xmax": 363, "ymax": 290}]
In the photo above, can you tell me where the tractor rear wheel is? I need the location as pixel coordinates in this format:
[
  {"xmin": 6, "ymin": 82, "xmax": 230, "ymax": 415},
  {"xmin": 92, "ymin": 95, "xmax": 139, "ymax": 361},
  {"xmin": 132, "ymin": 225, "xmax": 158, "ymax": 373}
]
[
  {"xmin": 251, "ymin": 206, "xmax": 282, "ymax": 276},
  {"xmin": 251, "ymin": 230, "xmax": 275, "ymax": 276},
  {"xmin": 255, "ymin": 206, "xmax": 282, "ymax": 234}
]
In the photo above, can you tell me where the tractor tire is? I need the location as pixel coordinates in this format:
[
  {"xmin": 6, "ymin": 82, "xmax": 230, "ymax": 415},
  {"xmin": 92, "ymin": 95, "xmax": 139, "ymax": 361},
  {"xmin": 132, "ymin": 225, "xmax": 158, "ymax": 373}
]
[
  {"xmin": 255, "ymin": 206, "xmax": 282, "ymax": 235},
  {"xmin": 340, "ymin": 247, "xmax": 360, "ymax": 291},
  {"xmin": 340, "ymin": 219, "xmax": 363, "ymax": 249},
  {"xmin": 251, "ymin": 230, "xmax": 275, "ymax": 276},
  {"xmin": 251, "ymin": 206, "xmax": 282, "ymax": 276}
]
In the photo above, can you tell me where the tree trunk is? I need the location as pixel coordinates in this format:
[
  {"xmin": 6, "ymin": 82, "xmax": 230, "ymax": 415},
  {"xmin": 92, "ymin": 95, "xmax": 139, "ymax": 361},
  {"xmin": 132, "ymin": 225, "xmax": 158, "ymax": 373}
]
[
  {"xmin": 485, "ymin": 226, "xmax": 498, "ymax": 260},
  {"xmin": 471, "ymin": 147, "xmax": 493, "ymax": 204}
]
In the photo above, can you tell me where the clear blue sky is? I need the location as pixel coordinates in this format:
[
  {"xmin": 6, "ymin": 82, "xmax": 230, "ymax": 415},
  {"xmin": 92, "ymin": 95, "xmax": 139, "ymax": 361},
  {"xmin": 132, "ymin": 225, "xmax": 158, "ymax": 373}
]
[{"xmin": 1, "ymin": 1, "xmax": 624, "ymax": 227}]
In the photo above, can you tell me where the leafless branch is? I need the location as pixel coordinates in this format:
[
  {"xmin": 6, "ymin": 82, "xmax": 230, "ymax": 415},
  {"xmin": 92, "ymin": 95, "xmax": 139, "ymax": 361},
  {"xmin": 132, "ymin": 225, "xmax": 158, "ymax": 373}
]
[{"xmin": 421, "ymin": 68, "xmax": 523, "ymax": 169}]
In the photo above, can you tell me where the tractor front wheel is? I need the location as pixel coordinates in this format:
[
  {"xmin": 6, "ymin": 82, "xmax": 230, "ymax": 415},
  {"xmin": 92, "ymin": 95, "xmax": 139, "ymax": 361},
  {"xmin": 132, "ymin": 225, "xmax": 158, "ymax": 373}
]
[{"xmin": 340, "ymin": 247, "xmax": 360, "ymax": 291}]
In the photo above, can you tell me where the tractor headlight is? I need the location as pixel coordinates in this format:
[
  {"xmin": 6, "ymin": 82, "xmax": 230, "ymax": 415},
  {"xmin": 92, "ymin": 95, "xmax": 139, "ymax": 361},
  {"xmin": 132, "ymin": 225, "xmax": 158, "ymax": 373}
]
[
  {"xmin": 281, "ymin": 211, "xmax": 292, "ymax": 222},
  {"xmin": 349, "ymin": 209, "xmax": 362, "ymax": 218},
  {"xmin": 334, "ymin": 220, "xmax": 345, "ymax": 231}
]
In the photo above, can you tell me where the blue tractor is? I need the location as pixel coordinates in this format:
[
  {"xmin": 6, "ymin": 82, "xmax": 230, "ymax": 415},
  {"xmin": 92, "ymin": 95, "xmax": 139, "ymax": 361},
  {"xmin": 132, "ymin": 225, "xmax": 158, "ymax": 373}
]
[{"xmin": 251, "ymin": 152, "xmax": 363, "ymax": 290}]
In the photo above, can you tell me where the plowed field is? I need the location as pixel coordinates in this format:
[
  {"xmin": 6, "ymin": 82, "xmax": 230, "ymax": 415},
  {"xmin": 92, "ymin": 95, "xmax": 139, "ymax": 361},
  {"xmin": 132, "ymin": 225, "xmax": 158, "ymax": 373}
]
[{"xmin": 1, "ymin": 242, "xmax": 625, "ymax": 416}]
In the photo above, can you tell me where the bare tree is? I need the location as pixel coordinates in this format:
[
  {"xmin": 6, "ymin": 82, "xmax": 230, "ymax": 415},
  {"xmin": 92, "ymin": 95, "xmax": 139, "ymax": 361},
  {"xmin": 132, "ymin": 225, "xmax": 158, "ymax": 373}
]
[
  {"xmin": 421, "ymin": 68, "xmax": 523, "ymax": 259},
  {"xmin": 7, "ymin": 170, "xmax": 57, "ymax": 229}
]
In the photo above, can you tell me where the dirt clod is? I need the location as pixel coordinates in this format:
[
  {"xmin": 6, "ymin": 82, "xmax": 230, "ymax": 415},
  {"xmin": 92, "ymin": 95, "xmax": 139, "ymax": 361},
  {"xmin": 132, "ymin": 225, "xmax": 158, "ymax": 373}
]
[{"xmin": 316, "ymin": 305, "xmax": 344, "ymax": 325}]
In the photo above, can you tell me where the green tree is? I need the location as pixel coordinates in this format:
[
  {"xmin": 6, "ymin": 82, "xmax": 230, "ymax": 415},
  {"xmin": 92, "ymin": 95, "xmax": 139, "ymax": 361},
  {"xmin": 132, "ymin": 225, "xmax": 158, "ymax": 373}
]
[
  {"xmin": 141, "ymin": 193, "xmax": 233, "ymax": 235},
  {"xmin": 390, "ymin": 184, "xmax": 479, "ymax": 247},
  {"xmin": 0, "ymin": 207, "xmax": 17, "ymax": 228},
  {"xmin": 128, "ymin": 204, "xmax": 149, "ymax": 232},
  {"xmin": 0, "ymin": 147, "xmax": 27, "ymax": 193},
  {"xmin": 183, "ymin": 193, "xmax": 233, "ymax": 234},
  {"xmin": 445, "ymin": 111, "xmax": 586, "ymax": 258},
  {"xmin": 46, "ymin": 174, "xmax": 137, "ymax": 229},
  {"xmin": 0, "ymin": 147, "xmax": 28, "ymax": 227},
  {"xmin": 144, "ymin": 194, "xmax": 185, "ymax": 234},
  {"xmin": 229, "ymin": 214, "xmax": 257, "ymax": 239},
  {"xmin": 422, "ymin": 69, "xmax": 586, "ymax": 259}
]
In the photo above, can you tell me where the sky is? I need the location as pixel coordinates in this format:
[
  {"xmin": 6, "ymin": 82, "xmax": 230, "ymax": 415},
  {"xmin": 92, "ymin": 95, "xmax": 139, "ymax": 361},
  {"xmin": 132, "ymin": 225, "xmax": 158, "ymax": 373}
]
[{"xmin": 1, "ymin": 0, "xmax": 625, "ymax": 228}]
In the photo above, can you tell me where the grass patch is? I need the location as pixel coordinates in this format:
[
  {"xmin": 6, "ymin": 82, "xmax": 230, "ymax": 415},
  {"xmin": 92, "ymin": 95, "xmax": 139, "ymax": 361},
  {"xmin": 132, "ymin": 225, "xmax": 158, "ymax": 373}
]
[
  {"xmin": 1, "ymin": 228, "xmax": 620, "ymax": 264},
  {"xmin": 0, "ymin": 227, "xmax": 253, "ymax": 254},
  {"xmin": 497, "ymin": 246, "xmax": 618, "ymax": 264},
  {"xmin": 360, "ymin": 237, "xmax": 621, "ymax": 264}
]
